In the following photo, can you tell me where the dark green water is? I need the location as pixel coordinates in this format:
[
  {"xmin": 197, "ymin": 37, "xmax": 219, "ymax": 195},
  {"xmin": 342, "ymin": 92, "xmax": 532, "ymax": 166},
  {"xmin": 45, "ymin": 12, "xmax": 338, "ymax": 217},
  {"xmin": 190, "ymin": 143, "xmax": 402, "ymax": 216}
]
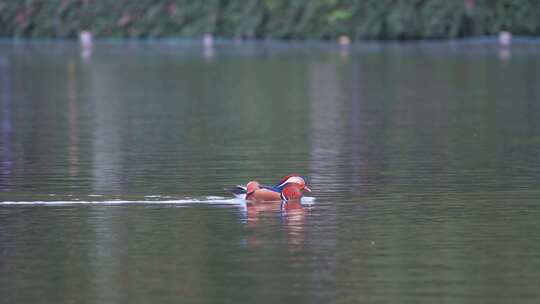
[{"xmin": 1, "ymin": 40, "xmax": 540, "ymax": 304}]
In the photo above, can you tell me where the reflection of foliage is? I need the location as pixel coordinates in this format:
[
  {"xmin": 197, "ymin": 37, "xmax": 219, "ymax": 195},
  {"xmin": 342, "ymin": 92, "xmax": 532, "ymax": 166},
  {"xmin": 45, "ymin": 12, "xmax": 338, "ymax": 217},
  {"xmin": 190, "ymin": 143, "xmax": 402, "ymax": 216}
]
[{"xmin": 0, "ymin": 0, "xmax": 539, "ymax": 39}]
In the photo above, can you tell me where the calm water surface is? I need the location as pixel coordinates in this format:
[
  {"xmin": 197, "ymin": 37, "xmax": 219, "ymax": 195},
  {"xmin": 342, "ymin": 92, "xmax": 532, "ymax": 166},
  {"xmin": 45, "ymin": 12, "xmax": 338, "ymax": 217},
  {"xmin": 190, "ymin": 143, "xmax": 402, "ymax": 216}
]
[{"xmin": 1, "ymin": 40, "xmax": 540, "ymax": 303}]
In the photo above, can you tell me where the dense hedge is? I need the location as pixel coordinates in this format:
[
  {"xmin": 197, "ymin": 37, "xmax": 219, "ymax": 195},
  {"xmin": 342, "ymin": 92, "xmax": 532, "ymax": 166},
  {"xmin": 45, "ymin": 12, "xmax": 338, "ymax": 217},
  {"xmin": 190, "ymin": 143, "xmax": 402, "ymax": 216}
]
[{"xmin": 1, "ymin": 0, "xmax": 540, "ymax": 40}]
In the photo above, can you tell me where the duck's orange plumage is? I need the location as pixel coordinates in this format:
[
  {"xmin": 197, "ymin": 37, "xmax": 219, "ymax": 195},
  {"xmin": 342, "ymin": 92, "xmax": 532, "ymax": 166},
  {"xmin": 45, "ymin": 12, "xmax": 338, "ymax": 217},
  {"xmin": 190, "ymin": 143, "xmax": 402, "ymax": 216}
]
[{"xmin": 237, "ymin": 175, "xmax": 311, "ymax": 202}]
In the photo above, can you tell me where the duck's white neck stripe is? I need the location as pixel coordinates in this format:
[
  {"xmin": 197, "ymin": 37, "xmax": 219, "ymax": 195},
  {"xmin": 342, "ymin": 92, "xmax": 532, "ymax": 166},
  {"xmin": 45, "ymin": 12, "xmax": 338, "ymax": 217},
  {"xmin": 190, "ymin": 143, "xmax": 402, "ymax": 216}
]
[{"xmin": 277, "ymin": 177, "xmax": 295, "ymax": 189}]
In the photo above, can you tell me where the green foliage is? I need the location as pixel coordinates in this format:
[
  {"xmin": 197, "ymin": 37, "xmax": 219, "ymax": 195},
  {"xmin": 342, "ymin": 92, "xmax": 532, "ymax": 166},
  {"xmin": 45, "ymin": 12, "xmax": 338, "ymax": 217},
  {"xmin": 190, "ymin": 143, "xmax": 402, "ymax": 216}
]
[{"xmin": 1, "ymin": 0, "xmax": 540, "ymax": 40}]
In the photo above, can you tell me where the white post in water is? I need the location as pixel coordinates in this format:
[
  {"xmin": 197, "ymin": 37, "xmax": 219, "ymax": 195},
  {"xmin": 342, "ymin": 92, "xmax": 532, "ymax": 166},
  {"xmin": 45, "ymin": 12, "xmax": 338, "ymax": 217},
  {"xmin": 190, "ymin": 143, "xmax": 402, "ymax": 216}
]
[
  {"xmin": 79, "ymin": 31, "xmax": 93, "ymax": 50},
  {"xmin": 203, "ymin": 33, "xmax": 214, "ymax": 48},
  {"xmin": 498, "ymin": 31, "xmax": 512, "ymax": 61},
  {"xmin": 202, "ymin": 33, "xmax": 214, "ymax": 60},
  {"xmin": 338, "ymin": 35, "xmax": 351, "ymax": 46},
  {"xmin": 338, "ymin": 35, "xmax": 351, "ymax": 58},
  {"xmin": 499, "ymin": 31, "xmax": 512, "ymax": 47},
  {"xmin": 79, "ymin": 31, "xmax": 93, "ymax": 62}
]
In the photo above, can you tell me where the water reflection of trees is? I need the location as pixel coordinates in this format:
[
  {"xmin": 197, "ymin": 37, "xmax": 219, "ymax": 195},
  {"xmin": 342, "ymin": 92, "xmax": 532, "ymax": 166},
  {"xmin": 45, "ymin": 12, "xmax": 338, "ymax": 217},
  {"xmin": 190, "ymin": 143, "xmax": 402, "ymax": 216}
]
[
  {"xmin": 308, "ymin": 47, "xmax": 540, "ymax": 198},
  {"xmin": 0, "ymin": 55, "xmax": 13, "ymax": 192},
  {"xmin": 1, "ymin": 43, "xmax": 540, "ymax": 302},
  {"xmin": 306, "ymin": 46, "xmax": 540, "ymax": 302}
]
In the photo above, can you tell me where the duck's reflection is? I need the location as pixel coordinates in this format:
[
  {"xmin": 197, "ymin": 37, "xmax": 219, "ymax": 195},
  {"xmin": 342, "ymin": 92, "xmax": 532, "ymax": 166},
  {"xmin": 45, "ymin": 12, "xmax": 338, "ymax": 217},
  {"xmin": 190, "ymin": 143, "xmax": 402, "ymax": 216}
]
[
  {"xmin": 245, "ymin": 200, "xmax": 306, "ymax": 247},
  {"xmin": 281, "ymin": 201, "xmax": 306, "ymax": 247}
]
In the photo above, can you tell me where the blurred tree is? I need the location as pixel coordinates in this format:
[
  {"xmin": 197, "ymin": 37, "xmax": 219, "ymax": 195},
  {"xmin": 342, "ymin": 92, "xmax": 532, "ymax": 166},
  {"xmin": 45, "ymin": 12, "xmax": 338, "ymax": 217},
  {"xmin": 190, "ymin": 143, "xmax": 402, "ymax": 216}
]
[{"xmin": 0, "ymin": 0, "xmax": 539, "ymax": 40}]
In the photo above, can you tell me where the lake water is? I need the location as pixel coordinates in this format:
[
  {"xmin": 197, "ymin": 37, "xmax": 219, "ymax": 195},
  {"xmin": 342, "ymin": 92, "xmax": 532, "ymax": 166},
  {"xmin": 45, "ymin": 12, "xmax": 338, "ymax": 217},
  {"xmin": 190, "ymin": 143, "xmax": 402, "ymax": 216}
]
[{"xmin": 1, "ymin": 40, "xmax": 540, "ymax": 304}]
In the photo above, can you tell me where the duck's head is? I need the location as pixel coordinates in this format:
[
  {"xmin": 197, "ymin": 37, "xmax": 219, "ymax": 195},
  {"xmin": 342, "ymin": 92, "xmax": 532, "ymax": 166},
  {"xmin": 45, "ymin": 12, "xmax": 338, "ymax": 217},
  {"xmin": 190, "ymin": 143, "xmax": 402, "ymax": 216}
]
[
  {"xmin": 278, "ymin": 175, "xmax": 311, "ymax": 193},
  {"xmin": 246, "ymin": 181, "xmax": 261, "ymax": 194}
]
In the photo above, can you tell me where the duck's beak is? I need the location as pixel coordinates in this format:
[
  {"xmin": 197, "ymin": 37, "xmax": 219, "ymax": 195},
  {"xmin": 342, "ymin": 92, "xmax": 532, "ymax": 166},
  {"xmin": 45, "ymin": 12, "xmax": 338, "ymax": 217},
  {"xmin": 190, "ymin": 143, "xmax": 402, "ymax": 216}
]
[{"xmin": 303, "ymin": 186, "xmax": 311, "ymax": 193}]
